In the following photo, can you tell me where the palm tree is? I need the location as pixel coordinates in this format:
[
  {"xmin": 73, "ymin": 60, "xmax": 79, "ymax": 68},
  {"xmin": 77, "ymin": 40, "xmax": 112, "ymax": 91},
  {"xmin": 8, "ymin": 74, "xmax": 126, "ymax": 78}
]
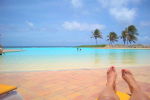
[
  {"xmin": 107, "ymin": 32, "xmax": 118, "ymax": 45},
  {"xmin": 128, "ymin": 33, "xmax": 137, "ymax": 44},
  {"xmin": 121, "ymin": 25, "xmax": 138, "ymax": 45},
  {"xmin": 127, "ymin": 25, "xmax": 138, "ymax": 44},
  {"xmin": 121, "ymin": 29, "xmax": 127, "ymax": 45},
  {"xmin": 91, "ymin": 29, "xmax": 102, "ymax": 45}
]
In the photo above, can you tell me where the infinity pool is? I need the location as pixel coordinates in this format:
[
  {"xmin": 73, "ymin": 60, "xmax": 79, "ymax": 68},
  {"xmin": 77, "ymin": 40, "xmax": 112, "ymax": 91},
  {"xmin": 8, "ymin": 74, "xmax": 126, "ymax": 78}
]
[{"xmin": 0, "ymin": 47, "xmax": 150, "ymax": 72}]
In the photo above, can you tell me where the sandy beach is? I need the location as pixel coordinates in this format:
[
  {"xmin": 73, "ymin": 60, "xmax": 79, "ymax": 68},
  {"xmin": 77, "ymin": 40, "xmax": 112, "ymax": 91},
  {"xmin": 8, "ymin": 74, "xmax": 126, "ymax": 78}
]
[
  {"xmin": 96, "ymin": 47, "xmax": 150, "ymax": 49},
  {"xmin": 2, "ymin": 49, "xmax": 23, "ymax": 53},
  {"xmin": 96, "ymin": 45, "xmax": 150, "ymax": 49},
  {"xmin": 0, "ymin": 66, "xmax": 150, "ymax": 100}
]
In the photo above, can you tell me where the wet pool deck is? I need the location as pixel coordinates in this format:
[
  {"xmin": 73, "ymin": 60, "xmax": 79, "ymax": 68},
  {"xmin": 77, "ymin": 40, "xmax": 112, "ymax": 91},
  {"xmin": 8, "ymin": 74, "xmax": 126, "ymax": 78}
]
[{"xmin": 0, "ymin": 67, "xmax": 150, "ymax": 100}]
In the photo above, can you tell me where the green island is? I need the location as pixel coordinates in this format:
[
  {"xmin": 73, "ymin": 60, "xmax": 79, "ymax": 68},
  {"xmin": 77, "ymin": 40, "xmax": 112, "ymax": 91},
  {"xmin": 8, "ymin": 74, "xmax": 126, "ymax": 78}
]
[
  {"xmin": 77, "ymin": 44, "xmax": 150, "ymax": 48},
  {"xmin": 77, "ymin": 25, "xmax": 150, "ymax": 49},
  {"xmin": 77, "ymin": 44, "xmax": 106, "ymax": 48}
]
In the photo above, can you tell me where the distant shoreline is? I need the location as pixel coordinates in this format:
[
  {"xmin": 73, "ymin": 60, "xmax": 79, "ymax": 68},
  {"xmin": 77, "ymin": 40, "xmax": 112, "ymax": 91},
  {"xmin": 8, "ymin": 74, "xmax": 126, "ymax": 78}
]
[
  {"xmin": 96, "ymin": 47, "xmax": 150, "ymax": 49},
  {"xmin": 2, "ymin": 46, "xmax": 75, "ymax": 48},
  {"xmin": 1, "ymin": 44, "xmax": 150, "ymax": 54},
  {"xmin": 77, "ymin": 44, "xmax": 150, "ymax": 49},
  {"xmin": 2, "ymin": 49, "xmax": 23, "ymax": 53}
]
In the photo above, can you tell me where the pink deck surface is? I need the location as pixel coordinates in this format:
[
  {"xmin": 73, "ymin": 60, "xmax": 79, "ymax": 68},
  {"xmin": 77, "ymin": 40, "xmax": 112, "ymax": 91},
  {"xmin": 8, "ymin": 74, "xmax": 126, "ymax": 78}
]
[{"xmin": 0, "ymin": 67, "xmax": 150, "ymax": 100}]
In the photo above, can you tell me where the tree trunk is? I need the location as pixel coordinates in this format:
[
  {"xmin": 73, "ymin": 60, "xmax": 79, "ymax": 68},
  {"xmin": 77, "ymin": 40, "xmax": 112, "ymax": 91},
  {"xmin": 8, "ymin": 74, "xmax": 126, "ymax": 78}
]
[
  {"xmin": 95, "ymin": 38, "xmax": 97, "ymax": 45},
  {"xmin": 123, "ymin": 40, "xmax": 126, "ymax": 45},
  {"xmin": 110, "ymin": 41, "xmax": 112, "ymax": 47}
]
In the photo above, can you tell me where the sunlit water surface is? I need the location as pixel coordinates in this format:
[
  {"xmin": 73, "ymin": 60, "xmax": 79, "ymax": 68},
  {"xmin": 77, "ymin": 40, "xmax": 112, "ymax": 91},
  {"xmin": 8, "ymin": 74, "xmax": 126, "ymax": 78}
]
[{"xmin": 0, "ymin": 47, "xmax": 150, "ymax": 72}]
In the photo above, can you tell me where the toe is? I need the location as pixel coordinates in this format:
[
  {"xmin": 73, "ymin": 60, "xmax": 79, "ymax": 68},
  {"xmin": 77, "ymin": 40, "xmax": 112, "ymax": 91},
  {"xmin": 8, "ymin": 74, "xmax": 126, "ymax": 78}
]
[
  {"xmin": 110, "ymin": 66, "xmax": 114, "ymax": 71},
  {"xmin": 123, "ymin": 69, "xmax": 132, "ymax": 75},
  {"xmin": 121, "ymin": 69, "xmax": 126, "ymax": 76},
  {"xmin": 107, "ymin": 68, "xmax": 110, "ymax": 74},
  {"xmin": 111, "ymin": 66, "xmax": 116, "ymax": 72},
  {"xmin": 107, "ymin": 66, "xmax": 111, "ymax": 73},
  {"xmin": 121, "ymin": 69, "xmax": 125, "ymax": 73}
]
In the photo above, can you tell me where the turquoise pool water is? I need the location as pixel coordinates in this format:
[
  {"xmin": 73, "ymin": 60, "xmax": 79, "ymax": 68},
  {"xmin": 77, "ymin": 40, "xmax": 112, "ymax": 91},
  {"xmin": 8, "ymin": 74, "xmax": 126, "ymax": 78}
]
[{"xmin": 0, "ymin": 47, "xmax": 150, "ymax": 72}]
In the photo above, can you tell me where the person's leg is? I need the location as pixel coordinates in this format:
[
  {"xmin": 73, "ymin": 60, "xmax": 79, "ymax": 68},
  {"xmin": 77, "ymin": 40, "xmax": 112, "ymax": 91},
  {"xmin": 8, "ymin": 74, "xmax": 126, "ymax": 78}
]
[
  {"xmin": 122, "ymin": 69, "xmax": 150, "ymax": 100},
  {"xmin": 98, "ymin": 66, "xmax": 119, "ymax": 100}
]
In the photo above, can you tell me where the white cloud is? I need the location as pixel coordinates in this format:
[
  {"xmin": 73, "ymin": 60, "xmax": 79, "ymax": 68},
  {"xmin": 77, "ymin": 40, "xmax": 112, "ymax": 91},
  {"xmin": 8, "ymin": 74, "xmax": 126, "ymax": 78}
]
[
  {"xmin": 140, "ymin": 21, "xmax": 150, "ymax": 27},
  {"xmin": 98, "ymin": 0, "xmax": 128, "ymax": 8},
  {"xmin": 98, "ymin": 0, "xmax": 141, "ymax": 8},
  {"xmin": 62, "ymin": 21, "xmax": 105, "ymax": 31},
  {"xmin": 110, "ymin": 7, "xmax": 136, "ymax": 24},
  {"xmin": 98, "ymin": 0, "xmax": 140, "ymax": 24},
  {"xmin": 26, "ymin": 21, "xmax": 34, "ymax": 28},
  {"xmin": 71, "ymin": 0, "xmax": 82, "ymax": 8}
]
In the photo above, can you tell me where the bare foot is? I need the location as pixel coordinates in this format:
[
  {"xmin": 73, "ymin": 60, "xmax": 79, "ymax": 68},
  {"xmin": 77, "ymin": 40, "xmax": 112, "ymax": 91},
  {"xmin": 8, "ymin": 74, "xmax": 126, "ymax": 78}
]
[
  {"xmin": 122, "ymin": 69, "xmax": 140, "ymax": 93},
  {"xmin": 106, "ymin": 66, "xmax": 117, "ymax": 91}
]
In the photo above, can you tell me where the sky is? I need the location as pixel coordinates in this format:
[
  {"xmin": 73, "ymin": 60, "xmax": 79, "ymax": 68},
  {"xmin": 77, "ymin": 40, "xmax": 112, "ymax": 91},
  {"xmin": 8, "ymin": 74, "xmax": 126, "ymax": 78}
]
[{"xmin": 0, "ymin": 0, "xmax": 150, "ymax": 46}]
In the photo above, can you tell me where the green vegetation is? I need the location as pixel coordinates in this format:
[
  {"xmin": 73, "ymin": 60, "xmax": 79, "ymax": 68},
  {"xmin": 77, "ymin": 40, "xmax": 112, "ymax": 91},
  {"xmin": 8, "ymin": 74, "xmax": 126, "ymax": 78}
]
[
  {"xmin": 91, "ymin": 29, "xmax": 102, "ymax": 45},
  {"xmin": 78, "ymin": 25, "xmax": 139, "ymax": 47},
  {"xmin": 107, "ymin": 32, "xmax": 118, "ymax": 45},
  {"xmin": 77, "ymin": 44, "xmax": 106, "ymax": 48},
  {"xmin": 121, "ymin": 29, "xmax": 127, "ymax": 45},
  {"xmin": 121, "ymin": 25, "xmax": 138, "ymax": 45}
]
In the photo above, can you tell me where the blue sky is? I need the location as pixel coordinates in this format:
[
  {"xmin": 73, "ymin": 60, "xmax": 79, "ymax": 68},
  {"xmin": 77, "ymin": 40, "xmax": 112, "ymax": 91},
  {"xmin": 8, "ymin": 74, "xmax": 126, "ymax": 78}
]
[{"xmin": 0, "ymin": 0, "xmax": 150, "ymax": 46}]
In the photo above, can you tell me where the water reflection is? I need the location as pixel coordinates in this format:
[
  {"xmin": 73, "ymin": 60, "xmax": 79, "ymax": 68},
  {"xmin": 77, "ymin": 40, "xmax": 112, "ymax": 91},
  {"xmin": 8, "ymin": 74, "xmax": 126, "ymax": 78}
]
[
  {"xmin": 107, "ymin": 50, "xmax": 119, "ymax": 65},
  {"xmin": 0, "ymin": 48, "xmax": 150, "ymax": 72},
  {"xmin": 121, "ymin": 50, "xmax": 137, "ymax": 65},
  {"xmin": 92, "ymin": 49, "xmax": 139, "ymax": 67},
  {"xmin": 93, "ymin": 50, "xmax": 101, "ymax": 65}
]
